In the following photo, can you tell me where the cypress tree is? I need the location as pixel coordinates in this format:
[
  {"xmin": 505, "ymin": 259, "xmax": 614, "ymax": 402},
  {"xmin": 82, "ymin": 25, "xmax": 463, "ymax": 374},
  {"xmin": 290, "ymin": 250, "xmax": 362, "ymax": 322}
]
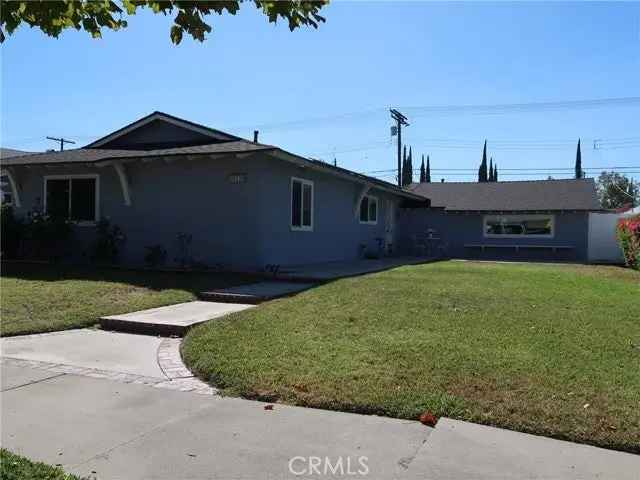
[
  {"xmin": 406, "ymin": 146, "xmax": 414, "ymax": 185},
  {"xmin": 575, "ymin": 139, "xmax": 583, "ymax": 179},
  {"xmin": 420, "ymin": 155, "xmax": 426, "ymax": 182},
  {"xmin": 479, "ymin": 140, "xmax": 488, "ymax": 182},
  {"xmin": 426, "ymin": 155, "xmax": 431, "ymax": 182},
  {"xmin": 489, "ymin": 157, "xmax": 494, "ymax": 182},
  {"xmin": 402, "ymin": 145, "xmax": 407, "ymax": 186},
  {"xmin": 494, "ymin": 163, "xmax": 498, "ymax": 182}
]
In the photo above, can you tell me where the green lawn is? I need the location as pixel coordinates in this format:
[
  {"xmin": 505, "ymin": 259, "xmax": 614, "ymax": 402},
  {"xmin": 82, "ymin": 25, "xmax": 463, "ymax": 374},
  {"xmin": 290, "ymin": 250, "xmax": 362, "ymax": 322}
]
[
  {"xmin": 183, "ymin": 261, "xmax": 640, "ymax": 453},
  {"xmin": 0, "ymin": 449, "xmax": 82, "ymax": 480},
  {"xmin": 0, "ymin": 262, "xmax": 257, "ymax": 337}
]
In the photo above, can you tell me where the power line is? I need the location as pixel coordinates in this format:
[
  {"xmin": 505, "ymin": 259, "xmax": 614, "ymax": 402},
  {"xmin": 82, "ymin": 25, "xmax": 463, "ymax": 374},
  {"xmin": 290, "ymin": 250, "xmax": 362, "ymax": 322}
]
[
  {"xmin": 401, "ymin": 96, "xmax": 640, "ymax": 118},
  {"xmin": 230, "ymin": 96, "xmax": 640, "ymax": 133}
]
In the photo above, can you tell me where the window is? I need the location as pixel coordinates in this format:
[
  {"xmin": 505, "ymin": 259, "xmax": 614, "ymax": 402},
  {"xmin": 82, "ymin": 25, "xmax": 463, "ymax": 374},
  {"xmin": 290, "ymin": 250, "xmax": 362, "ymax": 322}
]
[
  {"xmin": 0, "ymin": 175, "xmax": 12, "ymax": 205},
  {"xmin": 359, "ymin": 195, "xmax": 378, "ymax": 224},
  {"xmin": 483, "ymin": 214, "xmax": 554, "ymax": 238},
  {"xmin": 44, "ymin": 175, "xmax": 99, "ymax": 224},
  {"xmin": 291, "ymin": 177, "xmax": 313, "ymax": 231}
]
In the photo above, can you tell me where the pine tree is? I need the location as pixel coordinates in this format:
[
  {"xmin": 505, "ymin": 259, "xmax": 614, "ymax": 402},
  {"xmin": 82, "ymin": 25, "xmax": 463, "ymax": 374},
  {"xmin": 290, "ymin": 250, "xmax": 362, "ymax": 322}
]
[
  {"xmin": 478, "ymin": 140, "xmax": 488, "ymax": 182},
  {"xmin": 419, "ymin": 155, "xmax": 426, "ymax": 182},
  {"xmin": 426, "ymin": 155, "xmax": 431, "ymax": 182},
  {"xmin": 494, "ymin": 163, "xmax": 498, "ymax": 182},
  {"xmin": 575, "ymin": 139, "xmax": 583, "ymax": 179}
]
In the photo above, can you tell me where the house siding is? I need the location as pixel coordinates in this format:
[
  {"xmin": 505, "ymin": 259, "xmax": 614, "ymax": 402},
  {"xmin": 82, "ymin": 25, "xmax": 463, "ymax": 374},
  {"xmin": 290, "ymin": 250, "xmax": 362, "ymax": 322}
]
[
  {"xmin": 12, "ymin": 157, "xmax": 263, "ymax": 268},
  {"xmin": 398, "ymin": 209, "xmax": 589, "ymax": 261},
  {"xmin": 252, "ymin": 156, "xmax": 398, "ymax": 266},
  {"xmin": 10, "ymin": 153, "xmax": 403, "ymax": 269}
]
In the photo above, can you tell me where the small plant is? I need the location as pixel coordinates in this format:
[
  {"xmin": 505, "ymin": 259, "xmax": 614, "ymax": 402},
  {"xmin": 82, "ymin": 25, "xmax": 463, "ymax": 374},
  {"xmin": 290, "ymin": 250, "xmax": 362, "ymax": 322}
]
[
  {"xmin": 174, "ymin": 232, "xmax": 193, "ymax": 269},
  {"xmin": 0, "ymin": 205, "xmax": 25, "ymax": 259},
  {"xmin": 91, "ymin": 218, "xmax": 126, "ymax": 264},
  {"xmin": 617, "ymin": 214, "xmax": 640, "ymax": 270},
  {"xmin": 144, "ymin": 244, "xmax": 167, "ymax": 268}
]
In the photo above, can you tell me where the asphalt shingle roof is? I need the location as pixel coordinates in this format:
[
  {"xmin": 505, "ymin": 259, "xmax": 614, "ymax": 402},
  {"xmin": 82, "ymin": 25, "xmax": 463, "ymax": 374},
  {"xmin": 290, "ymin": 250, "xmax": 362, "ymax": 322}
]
[
  {"xmin": 0, "ymin": 141, "xmax": 274, "ymax": 166},
  {"xmin": 407, "ymin": 178, "xmax": 601, "ymax": 211},
  {"xmin": 0, "ymin": 148, "xmax": 34, "ymax": 159}
]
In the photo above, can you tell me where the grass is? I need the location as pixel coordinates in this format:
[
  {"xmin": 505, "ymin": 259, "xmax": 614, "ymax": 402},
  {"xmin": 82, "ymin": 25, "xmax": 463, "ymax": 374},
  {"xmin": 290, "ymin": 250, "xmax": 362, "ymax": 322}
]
[
  {"xmin": 0, "ymin": 449, "xmax": 82, "ymax": 480},
  {"xmin": 183, "ymin": 261, "xmax": 640, "ymax": 453},
  {"xmin": 0, "ymin": 262, "xmax": 258, "ymax": 337}
]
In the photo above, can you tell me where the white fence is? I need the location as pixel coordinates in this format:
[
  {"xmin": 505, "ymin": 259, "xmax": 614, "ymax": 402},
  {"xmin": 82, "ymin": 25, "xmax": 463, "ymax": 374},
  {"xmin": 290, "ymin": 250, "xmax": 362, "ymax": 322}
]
[{"xmin": 587, "ymin": 212, "xmax": 625, "ymax": 264}]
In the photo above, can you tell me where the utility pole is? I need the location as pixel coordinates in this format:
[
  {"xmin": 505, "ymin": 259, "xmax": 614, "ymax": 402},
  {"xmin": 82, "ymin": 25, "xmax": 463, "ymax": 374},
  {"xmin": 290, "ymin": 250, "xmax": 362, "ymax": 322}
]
[
  {"xmin": 46, "ymin": 136, "xmax": 76, "ymax": 151},
  {"xmin": 390, "ymin": 109, "xmax": 409, "ymax": 187}
]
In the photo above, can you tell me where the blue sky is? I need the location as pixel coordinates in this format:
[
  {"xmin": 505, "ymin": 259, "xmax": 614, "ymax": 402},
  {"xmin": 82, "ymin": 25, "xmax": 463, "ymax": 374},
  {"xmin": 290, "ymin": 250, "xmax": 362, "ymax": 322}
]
[{"xmin": 2, "ymin": 1, "xmax": 639, "ymax": 182}]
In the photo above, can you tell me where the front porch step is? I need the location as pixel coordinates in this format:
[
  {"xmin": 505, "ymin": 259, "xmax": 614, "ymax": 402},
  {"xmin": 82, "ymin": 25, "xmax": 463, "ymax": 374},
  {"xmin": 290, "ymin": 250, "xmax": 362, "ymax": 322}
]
[{"xmin": 199, "ymin": 281, "xmax": 315, "ymax": 304}]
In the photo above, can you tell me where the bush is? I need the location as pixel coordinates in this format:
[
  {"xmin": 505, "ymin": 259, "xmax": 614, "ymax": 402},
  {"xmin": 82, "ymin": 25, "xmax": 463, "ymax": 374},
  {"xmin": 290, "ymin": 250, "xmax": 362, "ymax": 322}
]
[
  {"xmin": 144, "ymin": 244, "xmax": 167, "ymax": 268},
  {"xmin": 91, "ymin": 218, "xmax": 126, "ymax": 264},
  {"xmin": 1, "ymin": 205, "xmax": 25, "ymax": 259},
  {"xmin": 617, "ymin": 214, "xmax": 640, "ymax": 270}
]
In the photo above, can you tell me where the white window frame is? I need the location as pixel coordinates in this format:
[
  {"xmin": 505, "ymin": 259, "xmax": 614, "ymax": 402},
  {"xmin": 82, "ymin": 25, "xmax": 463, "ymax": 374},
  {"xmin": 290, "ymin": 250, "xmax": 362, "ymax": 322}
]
[
  {"xmin": 483, "ymin": 214, "xmax": 555, "ymax": 239},
  {"xmin": 43, "ymin": 174, "xmax": 100, "ymax": 226},
  {"xmin": 290, "ymin": 177, "xmax": 314, "ymax": 232},
  {"xmin": 359, "ymin": 194, "xmax": 378, "ymax": 225}
]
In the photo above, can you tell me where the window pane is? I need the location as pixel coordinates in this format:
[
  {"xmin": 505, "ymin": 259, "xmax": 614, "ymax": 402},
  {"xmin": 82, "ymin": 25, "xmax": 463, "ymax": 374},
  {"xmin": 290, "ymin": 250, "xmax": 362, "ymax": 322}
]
[
  {"xmin": 368, "ymin": 198, "xmax": 377, "ymax": 223},
  {"xmin": 485, "ymin": 216, "xmax": 552, "ymax": 236},
  {"xmin": 503, "ymin": 222, "xmax": 524, "ymax": 235},
  {"xmin": 70, "ymin": 178, "xmax": 96, "ymax": 221},
  {"xmin": 360, "ymin": 196, "xmax": 369, "ymax": 222},
  {"xmin": 291, "ymin": 180, "xmax": 302, "ymax": 227},
  {"xmin": 47, "ymin": 179, "xmax": 70, "ymax": 220},
  {"xmin": 523, "ymin": 219, "xmax": 552, "ymax": 235},
  {"xmin": 302, "ymin": 184, "xmax": 312, "ymax": 227}
]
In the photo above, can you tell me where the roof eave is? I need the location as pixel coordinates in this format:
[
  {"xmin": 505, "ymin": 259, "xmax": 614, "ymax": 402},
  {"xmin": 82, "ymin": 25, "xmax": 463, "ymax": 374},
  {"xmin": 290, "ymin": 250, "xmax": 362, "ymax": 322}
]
[{"xmin": 268, "ymin": 149, "xmax": 428, "ymax": 202}]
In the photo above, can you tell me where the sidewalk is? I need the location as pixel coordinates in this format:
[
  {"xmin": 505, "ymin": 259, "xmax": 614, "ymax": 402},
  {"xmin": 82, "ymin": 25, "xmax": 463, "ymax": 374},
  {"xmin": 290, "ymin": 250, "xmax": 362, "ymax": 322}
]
[{"xmin": 2, "ymin": 361, "xmax": 638, "ymax": 480}]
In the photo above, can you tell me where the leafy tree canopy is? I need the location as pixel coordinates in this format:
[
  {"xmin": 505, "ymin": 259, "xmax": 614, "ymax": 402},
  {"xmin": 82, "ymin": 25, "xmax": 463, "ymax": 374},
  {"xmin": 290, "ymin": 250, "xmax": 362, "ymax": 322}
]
[
  {"xmin": 597, "ymin": 171, "xmax": 639, "ymax": 209},
  {"xmin": 0, "ymin": 1, "xmax": 329, "ymax": 44}
]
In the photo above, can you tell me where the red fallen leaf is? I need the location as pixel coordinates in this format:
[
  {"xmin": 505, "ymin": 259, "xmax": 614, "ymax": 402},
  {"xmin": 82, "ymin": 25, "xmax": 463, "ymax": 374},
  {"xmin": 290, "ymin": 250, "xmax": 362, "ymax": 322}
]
[
  {"xmin": 419, "ymin": 411, "xmax": 438, "ymax": 427},
  {"xmin": 264, "ymin": 404, "xmax": 274, "ymax": 410}
]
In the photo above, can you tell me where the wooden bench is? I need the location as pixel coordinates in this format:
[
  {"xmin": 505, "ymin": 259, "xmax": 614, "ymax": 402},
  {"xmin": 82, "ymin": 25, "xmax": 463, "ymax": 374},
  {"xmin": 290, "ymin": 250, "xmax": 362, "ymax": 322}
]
[{"xmin": 464, "ymin": 244, "xmax": 574, "ymax": 253}]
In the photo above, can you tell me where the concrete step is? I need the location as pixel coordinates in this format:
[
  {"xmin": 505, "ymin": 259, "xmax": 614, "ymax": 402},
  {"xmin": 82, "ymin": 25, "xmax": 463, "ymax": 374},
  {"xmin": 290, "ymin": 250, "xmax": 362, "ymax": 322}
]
[
  {"xmin": 100, "ymin": 301, "xmax": 255, "ymax": 336},
  {"xmin": 199, "ymin": 281, "xmax": 315, "ymax": 304}
]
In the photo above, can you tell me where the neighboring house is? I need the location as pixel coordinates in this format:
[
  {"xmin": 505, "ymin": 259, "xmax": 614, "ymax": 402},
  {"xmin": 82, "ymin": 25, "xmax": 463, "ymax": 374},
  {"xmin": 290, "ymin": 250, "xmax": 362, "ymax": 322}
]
[
  {"xmin": 1, "ymin": 148, "xmax": 33, "ymax": 206},
  {"xmin": 0, "ymin": 112, "xmax": 427, "ymax": 269},
  {"xmin": 403, "ymin": 179, "xmax": 602, "ymax": 261}
]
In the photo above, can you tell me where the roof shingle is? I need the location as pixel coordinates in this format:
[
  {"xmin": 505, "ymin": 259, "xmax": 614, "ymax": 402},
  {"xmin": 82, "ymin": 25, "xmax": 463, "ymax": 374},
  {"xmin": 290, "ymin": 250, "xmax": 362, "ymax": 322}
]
[{"xmin": 407, "ymin": 178, "xmax": 601, "ymax": 211}]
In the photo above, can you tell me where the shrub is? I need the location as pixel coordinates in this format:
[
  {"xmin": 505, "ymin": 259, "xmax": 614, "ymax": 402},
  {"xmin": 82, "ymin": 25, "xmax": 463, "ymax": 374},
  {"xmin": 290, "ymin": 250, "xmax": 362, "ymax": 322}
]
[
  {"xmin": 617, "ymin": 214, "xmax": 640, "ymax": 270},
  {"xmin": 91, "ymin": 218, "xmax": 126, "ymax": 264},
  {"xmin": 144, "ymin": 244, "xmax": 167, "ymax": 268},
  {"xmin": 23, "ymin": 208, "xmax": 74, "ymax": 261},
  {"xmin": 0, "ymin": 205, "xmax": 25, "ymax": 259}
]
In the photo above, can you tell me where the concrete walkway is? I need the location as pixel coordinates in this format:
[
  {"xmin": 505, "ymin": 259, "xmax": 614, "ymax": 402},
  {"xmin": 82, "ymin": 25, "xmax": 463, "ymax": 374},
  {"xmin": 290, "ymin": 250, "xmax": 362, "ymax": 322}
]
[
  {"xmin": 100, "ymin": 301, "xmax": 254, "ymax": 336},
  {"xmin": 200, "ymin": 281, "xmax": 315, "ymax": 304}
]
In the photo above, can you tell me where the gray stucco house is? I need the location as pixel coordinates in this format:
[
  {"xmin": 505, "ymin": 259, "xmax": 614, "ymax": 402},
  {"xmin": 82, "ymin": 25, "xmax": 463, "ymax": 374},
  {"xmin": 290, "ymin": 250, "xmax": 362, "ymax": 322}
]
[
  {"xmin": 1, "ymin": 112, "xmax": 602, "ymax": 267},
  {"xmin": 402, "ymin": 179, "xmax": 601, "ymax": 261},
  {"xmin": 0, "ymin": 112, "xmax": 428, "ymax": 269}
]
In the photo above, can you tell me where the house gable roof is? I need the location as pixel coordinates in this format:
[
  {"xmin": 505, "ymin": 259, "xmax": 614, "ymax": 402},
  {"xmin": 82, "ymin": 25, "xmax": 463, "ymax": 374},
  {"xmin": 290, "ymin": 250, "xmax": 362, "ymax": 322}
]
[
  {"xmin": 1, "ymin": 148, "xmax": 34, "ymax": 159},
  {"xmin": 0, "ymin": 112, "xmax": 426, "ymax": 203},
  {"xmin": 407, "ymin": 178, "xmax": 601, "ymax": 211},
  {"xmin": 85, "ymin": 111, "xmax": 241, "ymax": 150}
]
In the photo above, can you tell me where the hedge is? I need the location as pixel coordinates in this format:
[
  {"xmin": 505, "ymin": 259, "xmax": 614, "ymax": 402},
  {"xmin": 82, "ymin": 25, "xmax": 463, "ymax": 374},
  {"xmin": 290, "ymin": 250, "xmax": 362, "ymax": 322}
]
[{"xmin": 617, "ymin": 214, "xmax": 640, "ymax": 270}]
